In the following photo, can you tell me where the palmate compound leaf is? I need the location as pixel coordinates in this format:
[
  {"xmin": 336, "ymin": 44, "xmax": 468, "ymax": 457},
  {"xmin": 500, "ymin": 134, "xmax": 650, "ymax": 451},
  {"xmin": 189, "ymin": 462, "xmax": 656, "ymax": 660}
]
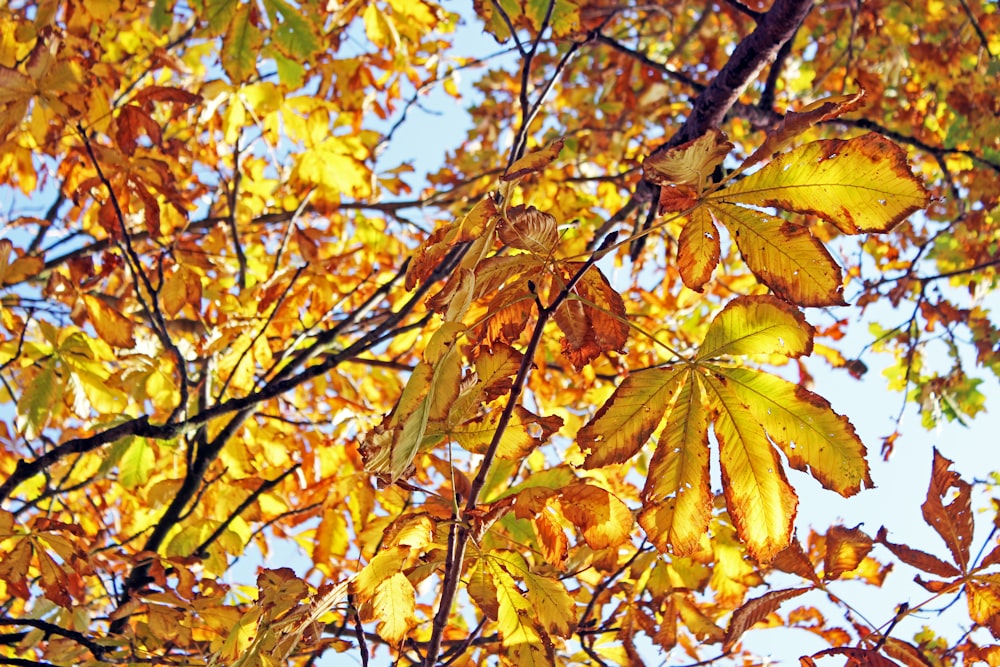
[
  {"xmin": 638, "ymin": 371, "xmax": 713, "ymax": 555},
  {"xmin": 553, "ymin": 263, "xmax": 629, "ymax": 370},
  {"xmin": 922, "ymin": 448, "xmax": 974, "ymax": 573},
  {"xmin": 720, "ymin": 133, "xmax": 931, "ymax": 235},
  {"xmin": 580, "ymin": 295, "xmax": 868, "ymax": 560},
  {"xmin": 483, "ymin": 552, "xmax": 556, "ymax": 667}
]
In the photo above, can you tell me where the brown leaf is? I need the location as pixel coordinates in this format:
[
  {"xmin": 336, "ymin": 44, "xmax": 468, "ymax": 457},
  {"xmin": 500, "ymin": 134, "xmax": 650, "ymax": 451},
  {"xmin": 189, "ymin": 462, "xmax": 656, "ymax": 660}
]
[
  {"xmin": 875, "ymin": 527, "xmax": 960, "ymax": 578},
  {"xmin": 922, "ymin": 448, "xmax": 973, "ymax": 573},
  {"xmin": 499, "ymin": 205, "xmax": 559, "ymax": 256},
  {"xmin": 116, "ymin": 105, "xmax": 162, "ymax": 154},
  {"xmin": 553, "ymin": 263, "xmax": 628, "ymax": 369},
  {"xmin": 724, "ymin": 587, "xmax": 810, "ymax": 649},
  {"xmin": 806, "ymin": 647, "xmax": 902, "ymax": 667},
  {"xmin": 824, "ymin": 525, "xmax": 873, "ymax": 580},
  {"xmin": 771, "ymin": 538, "xmax": 821, "ymax": 584},
  {"xmin": 882, "ymin": 638, "xmax": 935, "ymax": 667}
]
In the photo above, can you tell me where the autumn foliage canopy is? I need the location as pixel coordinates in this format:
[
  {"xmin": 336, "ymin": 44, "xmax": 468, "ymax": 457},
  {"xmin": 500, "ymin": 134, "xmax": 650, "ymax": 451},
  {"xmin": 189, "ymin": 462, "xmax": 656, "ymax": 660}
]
[{"xmin": 0, "ymin": 0, "xmax": 999, "ymax": 665}]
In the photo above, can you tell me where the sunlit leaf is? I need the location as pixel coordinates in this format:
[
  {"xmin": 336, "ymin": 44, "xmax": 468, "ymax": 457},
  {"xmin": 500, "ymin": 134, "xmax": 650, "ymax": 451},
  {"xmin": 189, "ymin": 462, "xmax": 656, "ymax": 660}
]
[
  {"xmin": 638, "ymin": 374, "xmax": 712, "ymax": 555},
  {"xmin": 578, "ymin": 368, "xmax": 686, "ymax": 468},
  {"xmin": 721, "ymin": 134, "xmax": 930, "ymax": 234},
  {"xmin": 703, "ymin": 373, "xmax": 798, "ymax": 562},
  {"xmin": 698, "ymin": 295, "xmax": 812, "ymax": 361}
]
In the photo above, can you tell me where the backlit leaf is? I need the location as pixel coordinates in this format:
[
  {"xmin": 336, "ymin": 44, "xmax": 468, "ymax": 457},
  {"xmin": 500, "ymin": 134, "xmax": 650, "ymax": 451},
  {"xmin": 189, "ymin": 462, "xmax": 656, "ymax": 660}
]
[
  {"xmin": 638, "ymin": 374, "xmax": 712, "ymax": 554},
  {"xmin": 502, "ymin": 138, "xmax": 564, "ymax": 182},
  {"xmin": 372, "ymin": 572, "xmax": 417, "ymax": 644},
  {"xmin": 721, "ymin": 134, "xmax": 930, "ymax": 234},
  {"xmin": 719, "ymin": 367, "xmax": 872, "ymax": 496},
  {"xmin": 578, "ymin": 367, "xmax": 686, "ymax": 468},
  {"xmin": 704, "ymin": 373, "xmax": 798, "ymax": 562},
  {"xmin": 711, "ymin": 204, "xmax": 846, "ymax": 306},
  {"xmin": 724, "ymin": 588, "xmax": 809, "ymax": 649},
  {"xmin": 698, "ymin": 295, "xmax": 812, "ymax": 361},
  {"xmin": 82, "ymin": 294, "xmax": 136, "ymax": 349},
  {"xmin": 553, "ymin": 263, "xmax": 629, "ymax": 369},
  {"xmin": 823, "ymin": 525, "xmax": 874, "ymax": 579},
  {"xmin": 558, "ymin": 483, "xmax": 632, "ymax": 549},
  {"xmin": 645, "ymin": 129, "xmax": 733, "ymax": 190},
  {"xmin": 676, "ymin": 207, "xmax": 720, "ymax": 291},
  {"xmin": 922, "ymin": 448, "xmax": 973, "ymax": 572}
]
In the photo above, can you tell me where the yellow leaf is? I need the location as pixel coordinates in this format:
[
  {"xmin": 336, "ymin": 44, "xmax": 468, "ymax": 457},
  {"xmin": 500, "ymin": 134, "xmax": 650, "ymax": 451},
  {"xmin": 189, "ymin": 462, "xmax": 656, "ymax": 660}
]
[
  {"xmin": 484, "ymin": 554, "xmax": 554, "ymax": 666},
  {"xmin": 522, "ymin": 570, "xmax": 575, "ymax": 638},
  {"xmin": 363, "ymin": 3, "xmax": 399, "ymax": 49},
  {"xmin": 372, "ymin": 572, "xmax": 417, "ymax": 644},
  {"xmin": 703, "ymin": 373, "xmax": 798, "ymax": 562},
  {"xmin": 452, "ymin": 405, "xmax": 562, "ymax": 460},
  {"xmin": 710, "ymin": 204, "xmax": 846, "ymax": 306},
  {"xmin": 502, "ymin": 138, "xmax": 564, "ymax": 182},
  {"xmin": 558, "ymin": 483, "xmax": 632, "ymax": 549},
  {"xmin": 294, "ymin": 138, "xmax": 372, "ymax": 199},
  {"xmin": 579, "ymin": 367, "xmax": 685, "ymax": 468},
  {"xmin": 82, "ymin": 294, "xmax": 135, "ymax": 348},
  {"xmin": 639, "ymin": 374, "xmax": 712, "ymax": 555},
  {"xmin": 644, "ymin": 129, "xmax": 733, "ymax": 190},
  {"xmin": 966, "ymin": 575, "xmax": 1000, "ymax": 638},
  {"xmin": 676, "ymin": 207, "xmax": 720, "ymax": 291},
  {"xmin": 720, "ymin": 133, "xmax": 930, "ymax": 234},
  {"xmin": 720, "ymin": 367, "xmax": 873, "ymax": 496},
  {"xmin": 161, "ymin": 265, "xmax": 202, "ymax": 317},
  {"xmin": 698, "ymin": 295, "xmax": 812, "ymax": 361},
  {"xmin": 351, "ymin": 546, "xmax": 408, "ymax": 603}
]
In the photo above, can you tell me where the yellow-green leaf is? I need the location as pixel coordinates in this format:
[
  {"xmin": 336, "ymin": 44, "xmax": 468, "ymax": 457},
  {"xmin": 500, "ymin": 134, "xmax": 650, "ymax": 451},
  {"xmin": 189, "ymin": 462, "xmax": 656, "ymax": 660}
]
[
  {"xmin": 221, "ymin": 4, "xmax": 263, "ymax": 83},
  {"xmin": 578, "ymin": 367, "xmax": 686, "ymax": 468},
  {"xmin": 710, "ymin": 204, "xmax": 845, "ymax": 307},
  {"xmin": 720, "ymin": 133, "xmax": 930, "ymax": 234},
  {"xmin": 703, "ymin": 373, "xmax": 797, "ymax": 562},
  {"xmin": 522, "ymin": 570, "xmax": 575, "ymax": 638},
  {"xmin": 119, "ymin": 437, "xmax": 155, "ymax": 489},
  {"xmin": 639, "ymin": 373, "xmax": 712, "ymax": 555},
  {"xmin": 698, "ymin": 295, "xmax": 812, "ymax": 361},
  {"xmin": 451, "ymin": 406, "xmax": 562, "ymax": 460},
  {"xmin": 484, "ymin": 554, "xmax": 551, "ymax": 666},
  {"xmin": 719, "ymin": 366, "xmax": 873, "ymax": 496}
]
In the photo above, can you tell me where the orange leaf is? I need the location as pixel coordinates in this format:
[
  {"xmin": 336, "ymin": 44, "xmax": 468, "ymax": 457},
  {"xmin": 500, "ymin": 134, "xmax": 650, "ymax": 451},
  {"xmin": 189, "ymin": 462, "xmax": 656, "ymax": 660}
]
[
  {"xmin": 558, "ymin": 483, "xmax": 632, "ymax": 549},
  {"xmin": 644, "ymin": 129, "xmax": 733, "ymax": 190},
  {"xmin": 82, "ymin": 294, "xmax": 135, "ymax": 348},
  {"xmin": 499, "ymin": 205, "xmax": 559, "ymax": 256},
  {"xmin": 501, "ymin": 138, "xmax": 564, "ymax": 181},
  {"xmin": 677, "ymin": 207, "xmax": 720, "ymax": 291},
  {"xmin": 553, "ymin": 263, "xmax": 628, "ymax": 369},
  {"xmin": 823, "ymin": 525, "xmax": 873, "ymax": 580}
]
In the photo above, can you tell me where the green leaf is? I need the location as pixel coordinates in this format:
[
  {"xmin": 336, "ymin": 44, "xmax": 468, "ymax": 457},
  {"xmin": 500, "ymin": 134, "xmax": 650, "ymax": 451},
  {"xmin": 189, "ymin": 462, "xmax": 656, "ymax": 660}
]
[
  {"xmin": 151, "ymin": 0, "xmax": 173, "ymax": 31},
  {"xmin": 119, "ymin": 438, "xmax": 156, "ymax": 489},
  {"xmin": 263, "ymin": 0, "xmax": 321, "ymax": 59},
  {"xmin": 16, "ymin": 361, "xmax": 59, "ymax": 440},
  {"xmin": 222, "ymin": 4, "xmax": 263, "ymax": 83}
]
